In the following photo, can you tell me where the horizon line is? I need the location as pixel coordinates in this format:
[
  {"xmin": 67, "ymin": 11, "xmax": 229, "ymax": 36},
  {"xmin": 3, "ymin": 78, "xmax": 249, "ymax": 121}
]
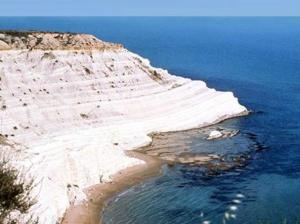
[{"xmin": 1, "ymin": 15, "xmax": 300, "ymax": 17}]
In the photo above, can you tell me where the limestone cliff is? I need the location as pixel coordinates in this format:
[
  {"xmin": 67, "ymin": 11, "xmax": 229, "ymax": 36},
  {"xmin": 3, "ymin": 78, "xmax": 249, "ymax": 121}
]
[{"xmin": 0, "ymin": 31, "xmax": 247, "ymax": 224}]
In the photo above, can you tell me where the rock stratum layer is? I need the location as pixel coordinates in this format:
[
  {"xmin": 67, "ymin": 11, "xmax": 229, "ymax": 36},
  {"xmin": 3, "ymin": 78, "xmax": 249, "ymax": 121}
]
[
  {"xmin": 0, "ymin": 32, "xmax": 247, "ymax": 223},
  {"xmin": 0, "ymin": 31, "xmax": 121, "ymax": 50}
]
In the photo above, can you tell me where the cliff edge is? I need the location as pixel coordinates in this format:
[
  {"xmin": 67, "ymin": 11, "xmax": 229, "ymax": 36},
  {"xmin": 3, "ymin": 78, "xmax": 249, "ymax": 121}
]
[
  {"xmin": 0, "ymin": 31, "xmax": 122, "ymax": 50},
  {"xmin": 0, "ymin": 31, "xmax": 247, "ymax": 224}
]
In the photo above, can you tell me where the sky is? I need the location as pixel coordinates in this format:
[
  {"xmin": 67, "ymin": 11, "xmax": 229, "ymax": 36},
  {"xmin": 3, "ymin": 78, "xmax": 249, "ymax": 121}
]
[{"xmin": 0, "ymin": 0, "xmax": 300, "ymax": 16}]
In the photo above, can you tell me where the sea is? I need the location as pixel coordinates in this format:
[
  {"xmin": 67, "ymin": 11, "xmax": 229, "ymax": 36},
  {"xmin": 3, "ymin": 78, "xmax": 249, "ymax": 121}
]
[{"xmin": 1, "ymin": 17, "xmax": 300, "ymax": 224}]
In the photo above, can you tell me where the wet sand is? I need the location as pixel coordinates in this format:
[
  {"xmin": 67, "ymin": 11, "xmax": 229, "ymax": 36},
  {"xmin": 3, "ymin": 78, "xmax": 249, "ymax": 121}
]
[{"xmin": 61, "ymin": 150, "xmax": 162, "ymax": 224}]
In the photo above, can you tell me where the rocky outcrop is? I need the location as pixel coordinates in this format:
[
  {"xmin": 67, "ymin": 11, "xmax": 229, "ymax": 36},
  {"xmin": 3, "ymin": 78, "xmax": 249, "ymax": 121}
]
[
  {"xmin": 0, "ymin": 31, "xmax": 122, "ymax": 50},
  {"xmin": 0, "ymin": 31, "xmax": 247, "ymax": 223}
]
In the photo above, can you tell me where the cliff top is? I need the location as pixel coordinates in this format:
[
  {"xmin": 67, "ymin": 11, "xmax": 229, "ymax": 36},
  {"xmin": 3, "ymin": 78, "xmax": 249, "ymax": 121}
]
[{"xmin": 0, "ymin": 31, "xmax": 122, "ymax": 51}]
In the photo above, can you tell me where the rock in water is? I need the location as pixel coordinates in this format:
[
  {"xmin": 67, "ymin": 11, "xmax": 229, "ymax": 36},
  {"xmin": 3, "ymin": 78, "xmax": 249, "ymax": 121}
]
[{"xmin": 207, "ymin": 130, "xmax": 223, "ymax": 140}]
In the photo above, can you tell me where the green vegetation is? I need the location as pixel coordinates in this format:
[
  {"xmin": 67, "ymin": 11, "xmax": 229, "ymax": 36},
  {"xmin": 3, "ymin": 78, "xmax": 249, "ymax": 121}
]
[
  {"xmin": 0, "ymin": 30, "xmax": 76, "ymax": 37},
  {"xmin": 84, "ymin": 67, "xmax": 92, "ymax": 74},
  {"xmin": 148, "ymin": 69, "xmax": 164, "ymax": 83},
  {"xmin": 80, "ymin": 113, "xmax": 89, "ymax": 119},
  {"xmin": 0, "ymin": 159, "xmax": 37, "ymax": 223}
]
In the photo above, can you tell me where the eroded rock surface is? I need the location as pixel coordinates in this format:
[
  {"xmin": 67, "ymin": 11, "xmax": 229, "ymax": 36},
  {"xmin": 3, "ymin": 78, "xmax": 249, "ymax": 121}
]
[
  {"xmin": 0, "ymin": 31, "xmax": 122, "ymax": 50},
  {"xmin": 0, "ymin": 31, "xmax": 247, "ymax": 223}
]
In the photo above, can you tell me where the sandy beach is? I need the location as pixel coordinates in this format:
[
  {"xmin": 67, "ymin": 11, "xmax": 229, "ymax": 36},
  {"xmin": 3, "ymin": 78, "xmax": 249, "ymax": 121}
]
[{"xmin": 61, "ymin": 150, "xmax": 162, "ymax": 224}]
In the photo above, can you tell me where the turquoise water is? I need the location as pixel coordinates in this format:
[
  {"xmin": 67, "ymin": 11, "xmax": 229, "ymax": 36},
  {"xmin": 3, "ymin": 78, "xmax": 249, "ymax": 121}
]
[{"xmin": 1, "ymin": 17, "xmax": 300, "ymax": 223}]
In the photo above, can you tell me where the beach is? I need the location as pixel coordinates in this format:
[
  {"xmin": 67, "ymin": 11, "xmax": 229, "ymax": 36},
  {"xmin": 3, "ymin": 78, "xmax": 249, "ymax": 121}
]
[{"xmin": 61, "ymin": 151, "xmax": 162, "ymax": 224}]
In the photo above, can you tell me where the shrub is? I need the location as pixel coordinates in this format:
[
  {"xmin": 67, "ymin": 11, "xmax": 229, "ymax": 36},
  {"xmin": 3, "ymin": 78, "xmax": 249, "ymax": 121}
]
[
  {"xmin": 80, "ymin": 113, "xmax": 89, "ymax": 119},
  {"xmin": 0, "ymin": 159, "xmax": 37, "ymax": 223}
]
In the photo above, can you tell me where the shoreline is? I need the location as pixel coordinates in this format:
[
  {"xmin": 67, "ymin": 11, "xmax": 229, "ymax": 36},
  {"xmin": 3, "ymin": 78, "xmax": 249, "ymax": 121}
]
[
  {"xmin": 61, "ymin": 150, "xmax": 162, "ymax": 224},
  {"xmin": 60, "ymin": 112, "xmax": 249, "ymax": 224}
]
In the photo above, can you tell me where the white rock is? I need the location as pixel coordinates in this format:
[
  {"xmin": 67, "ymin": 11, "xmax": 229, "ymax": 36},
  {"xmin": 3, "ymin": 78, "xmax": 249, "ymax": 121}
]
[
  {"xmin": 229, "ymin": 205, "xmax": 238, "ymax": 211},
  {"xmin": 0, "ymin": 33, "xmax": 247, "ymax": 223},
  {"xmin": 224, "ymin": 212, "xmax": 230, "ymax": 219},
  {"xmin": 207, "ymin": 130, "xmax": 223, "ymax": 140},
  {"xmin": 230, "ymin": 214, "xmax": 237, "ymax": 219},
  {"xmin": 236, "ymin": 193, "xmax": 245, "ymax": 198},
  {"xmin": 233, "ymin": 199, "xmax": 242, "ymax": 204},
  {"xmin": 0, "ymin": 40, "xmax": 10, "ymax": 50}
]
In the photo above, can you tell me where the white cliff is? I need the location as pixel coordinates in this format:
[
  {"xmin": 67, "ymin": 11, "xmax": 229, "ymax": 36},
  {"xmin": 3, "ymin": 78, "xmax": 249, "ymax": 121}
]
[{"xmin": 0, "ymin": 31, "xmax": 247, "ymax": 223}]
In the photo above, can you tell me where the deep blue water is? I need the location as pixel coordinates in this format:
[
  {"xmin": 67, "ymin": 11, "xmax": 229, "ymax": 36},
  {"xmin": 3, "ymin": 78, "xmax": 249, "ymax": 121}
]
[{"xmin": 1, "ymin": 17, "xmax": 300, "ymax": 224}]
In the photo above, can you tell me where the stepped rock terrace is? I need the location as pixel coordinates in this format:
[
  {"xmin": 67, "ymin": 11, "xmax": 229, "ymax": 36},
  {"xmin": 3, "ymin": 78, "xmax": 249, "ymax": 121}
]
[{"xmin": 0, "ymin": 31, "xmax": 247, "ymax": 223}]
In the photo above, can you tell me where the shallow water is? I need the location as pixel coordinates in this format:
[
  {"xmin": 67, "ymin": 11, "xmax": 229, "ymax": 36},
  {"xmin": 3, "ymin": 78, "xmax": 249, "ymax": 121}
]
[{"xmin": 1, "ymin": 17, "xmax": 300, "ymax": 224}]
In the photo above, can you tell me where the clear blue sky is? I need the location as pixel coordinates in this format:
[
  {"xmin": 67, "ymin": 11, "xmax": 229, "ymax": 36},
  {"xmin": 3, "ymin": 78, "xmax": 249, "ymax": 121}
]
[{"xmin": 1, "ymin": 0, "xmax": 300, "ymax": 16}]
